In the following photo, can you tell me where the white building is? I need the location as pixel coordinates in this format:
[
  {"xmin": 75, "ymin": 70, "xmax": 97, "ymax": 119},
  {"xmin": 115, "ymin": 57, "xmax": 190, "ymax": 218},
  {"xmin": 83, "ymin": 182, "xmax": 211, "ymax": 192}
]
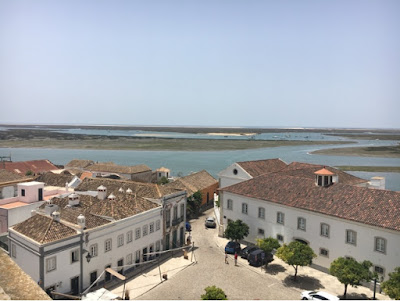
[
  {"xmin": 219, "ymin": 160, "xmax": 399, "ymax": 281},
  {"xmin": 8, "ymin": 181, "xmax": 186, "ymax": 296}
]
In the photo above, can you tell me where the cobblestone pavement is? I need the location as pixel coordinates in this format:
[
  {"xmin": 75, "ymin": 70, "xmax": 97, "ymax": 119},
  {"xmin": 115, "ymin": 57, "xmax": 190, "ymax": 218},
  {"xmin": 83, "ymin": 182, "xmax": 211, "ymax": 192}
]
[{"xmin": 129, "ymin": 208, "xmax": 387, "ymax": 300}]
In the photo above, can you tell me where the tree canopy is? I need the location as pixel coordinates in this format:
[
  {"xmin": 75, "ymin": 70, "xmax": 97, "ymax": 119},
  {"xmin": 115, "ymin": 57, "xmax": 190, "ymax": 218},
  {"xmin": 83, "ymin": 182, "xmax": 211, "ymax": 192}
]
[
  {"xmin": 201, "ymin": 285, "xmax": 227, "ymax": 300},
  {"xmin": 329, "ymin": 257, "xmax": 373, "ymax": 298},
  {"xmin": 187, "ymin": 190, "xmax": 202, "ymax": 216},
  {"xmin": 381, "ymin": 267, "xmax": 400, "ymax": 300},
  {"xmin": 224, "ymin": 219, "xmax": 249, "ymax": 242},
  {"xmin": 275, "ymin": 241, "xmax": 316, "ymax": 280},
  {"xmin": 257, "ymin": 237, "xmax": 280, "ymax": 269}
]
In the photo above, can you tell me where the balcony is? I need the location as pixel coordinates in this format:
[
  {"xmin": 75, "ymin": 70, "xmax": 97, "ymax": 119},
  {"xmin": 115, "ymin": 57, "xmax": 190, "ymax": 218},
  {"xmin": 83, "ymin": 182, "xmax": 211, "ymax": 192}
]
[{"xmin": 172, "ymin": 217, "xmax": 183, "ymax": 226}]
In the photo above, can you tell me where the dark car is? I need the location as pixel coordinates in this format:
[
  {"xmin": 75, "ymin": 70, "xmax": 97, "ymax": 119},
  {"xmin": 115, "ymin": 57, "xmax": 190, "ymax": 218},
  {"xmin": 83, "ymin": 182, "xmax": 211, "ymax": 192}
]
[
  {"xmin": 240, "ymin": 246, "xmax": 259, "ymax": 259},
  {"xmin": 225, "ymin": 241, "xmax": 241, "ymax": 254},
  {"xmin": 248, "ymin": 249, "xmax": 274, "ymax": 267}
]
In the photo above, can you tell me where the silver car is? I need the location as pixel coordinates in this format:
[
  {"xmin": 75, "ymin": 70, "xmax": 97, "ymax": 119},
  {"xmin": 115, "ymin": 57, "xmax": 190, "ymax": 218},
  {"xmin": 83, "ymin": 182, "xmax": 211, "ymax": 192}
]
[{"xmin": 205, "ymin": 216, "xmax": 216, "ymax": 228}]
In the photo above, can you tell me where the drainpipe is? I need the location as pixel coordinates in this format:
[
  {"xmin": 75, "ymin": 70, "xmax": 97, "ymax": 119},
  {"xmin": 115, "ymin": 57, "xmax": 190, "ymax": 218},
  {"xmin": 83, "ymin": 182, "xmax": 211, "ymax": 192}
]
[{"xmin": 79, "ymin": 232, "xmax": 84, "ymax": 295}]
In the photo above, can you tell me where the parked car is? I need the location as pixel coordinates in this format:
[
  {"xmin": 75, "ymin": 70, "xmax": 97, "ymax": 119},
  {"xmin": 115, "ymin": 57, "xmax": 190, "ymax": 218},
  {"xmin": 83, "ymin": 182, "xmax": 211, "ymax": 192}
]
[
  {"xmin": 185, "ymin": 221, "xmax": 191, "ymax": 232},
  {"xmin": 205, "ymin": 216, "xmax": 216, "ymax": 228},
  {"xmin": 225, "ymin": 241, "xmax": 241, "ymax": 254},
  {"xmin": 301, "ymin": 291, "xmax": 339, "ymax": 300},
  {"xmin": 248, "ymin": 249, "xmax": 274, "ymax": 267},
  {"xmin": 240, "ymin": 246, "xmax": 259, "ymax": 259}
]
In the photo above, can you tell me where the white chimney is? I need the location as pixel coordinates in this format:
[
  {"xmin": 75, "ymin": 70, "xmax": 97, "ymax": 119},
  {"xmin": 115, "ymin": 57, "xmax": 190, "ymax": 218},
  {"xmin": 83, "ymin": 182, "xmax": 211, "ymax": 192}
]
[
  {"xmin": 45, "ymin": 204, "xmax": 58, "ymax": 216},
  {"xmin": 118, "ymin": 187, "xmax": 124, "ymax": 193},
  {"xmin": 52, "ymin": 211, "xmax": 60, "ymax": 222},
  {"xmin": 126, "ymin": 188, "xmax": 133, "ymax": 194},
  {"xmin": 65, "ymin": 182, "xmax": 69, "ymax": 192},
  {"xmin": 77, "ymin": 214, "xmax": 86, "ymax": 229},
  {"xmin": 97, "ymin": 185, "xmax": 107, "ymax": 200},
  {"xmin": 108, "ymin": 193, "xmax": 116, "ymax": 201},
  {"xmin": 68, "ymin": 193, "xmax": 80, "ymax": 206}
]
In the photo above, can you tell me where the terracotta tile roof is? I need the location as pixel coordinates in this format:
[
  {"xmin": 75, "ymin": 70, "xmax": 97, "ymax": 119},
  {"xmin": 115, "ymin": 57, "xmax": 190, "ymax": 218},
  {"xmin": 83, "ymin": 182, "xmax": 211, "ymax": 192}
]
[
  {"xmin": 0, "ymin": 169, "xmax": 25, "ymax": 183},
  {"xmin": 314, "ymin": 168, "xmax": 335, "ymax": 175},
  {"xmin": 0, "ymin": 160, "xmax": 58, "ymax": 175},
  {"xmin": 12, "ymin": 214, "xmax": 77, "ymax": 244},
  {"xmin": 282, "ymin": 162, "xmax": 366, "ymax": 185},
  {"xmin": 35, "ymin": 172, "xmax": 75, "ymax": 187},
  {"xmin": 237, "ymin": 158, "xmax": 287, "ymax": 177},
  {"xmin": 86, "ymin": 163, "xmax": 151, "ymax": 174},
  {"xmin": 76, "ymin": 177, "xmax": 181, "ymax": 198},
  {"xmin": 221, "ymin": 173, "xmax": 400, "ymax": 231},
  {"xmin": 0, "ymin": 249, "xmax": 51, "ymax": 300},
  {"xmin": 165, "ymin": 170, "xmax": 217, "ymax": 195},
  {"xmin": 65, "ymin": 159, "xmax": 95, "ymax": 169}
]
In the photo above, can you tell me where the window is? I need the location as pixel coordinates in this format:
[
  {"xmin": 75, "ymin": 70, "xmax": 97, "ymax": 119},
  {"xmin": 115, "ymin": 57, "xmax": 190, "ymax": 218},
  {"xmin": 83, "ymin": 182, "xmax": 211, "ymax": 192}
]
[
  {"xmin": 149, "ymin": 222, "xmax": 155, "ymax": 234},
  {"xmin": 105, "ymin": 239, "xmax": 112, "ymax": 252},
  {"xmin": 277, "ymin": 234, "xmax": 284, "ymax": 242},
  {"xmin": 46, "ymin": 256, "xmax": 56, "ymax": 272},
  {"xmin": 375, "ymin": 237, "xmax": 386, "ymax": 253},
  {"xmin": 143, "ymin": 225, "xmax": 148, "ymax": 236},
  {"xmin": 346, "ymin": 230, "xmax": 357, "ymax": 245},
  {"xmin": 227, "ymin": 199, "xmax": 233, "ymax": 210},
  {"xmin": 297, "ymin": 217, "xmax": 306, "ymax": 231},
  {"xmin": 166, "ymin": 209, "xmax": 171, "ymax": 228},
  {"xmin": 320, "ymin": 248, "xmax": 329, "ymax": 257},
  {"xmin": 180, "ymin": 204, "xmax": 185, "ymax": 219},
  {"xmin": 156, "ymin": 220, "xmax": 161, "ymax": 231},
  {"xmin": 173, "ymin": 206, "xmax": 178, "ymax": 220},
  {"xmin": 21, "ymin": 189, "xmax": 25, "ymax": 197},
  {"xmin": 233, "ymin": 168, "xmax": 238, "ymax": 175},
  {"xmin": 117, "ymin": 234, "xmax": 124, "ymax": 247},
  {"xmin": 11, "ymin": 243, "xmax": 16, "ymax": 258},
  {"xmin": 90, "ymin": 244, "xmax": 98, "ymax": 258},
  {"xmin": 258, "ymin": 228, "xmax": 265, "ymax": 236},
  {"xmin": 320, "ymin": 223, "xmax": 330, "ymax": 237},
  {"xmin": 71, "ymin": 249, "xmax": 79, "ymax": 263},
  {"xmin": 374, "ymin": 265, "xmax": 385, "ymax": 276},
  {"xmin": 126, "ymin": 253, "xmax": 133, "ymax": 265},
  {"xmin": 127, "ymin": 231, "xmax": 133, "ymax": 243},
  {"xmin": 242, "ymin": 203, "xmax": 248, "ymax": 214},
  {"xmin": 135, "ymin": 228, "xmax": 141, "ymax": 240},
  {"xmin": 135, "ymin": 250, "xmax": 141, "ymax": 264},
  {"xmin": 156, "ymin": 240, "xmax": 161, "ymax": 252},
  {"xmin": 258, "ymin": 207, "xmax": 265, "ymax": 219},
  {"xmin": 277, "ymin": 212, "xmax": 284, "ymax": 224}
]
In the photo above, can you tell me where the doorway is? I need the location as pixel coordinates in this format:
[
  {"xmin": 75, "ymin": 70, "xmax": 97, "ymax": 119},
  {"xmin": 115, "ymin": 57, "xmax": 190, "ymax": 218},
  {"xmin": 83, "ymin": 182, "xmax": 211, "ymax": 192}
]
[
  {"xmin": 172, "ymin": 229, "xmax": 177, "ymax": 248},
  {"xmin": 105, "ymin": 264, "xmax": 111, "ymax": 282},
  {"xmin": 70, "ymin": 276, "xmax": 79, "ymax": 295},
  {"xmin": 165, "ymin": 234, "xmax": 170, "ymax": 250},
  {"xmin": 90, "ymin": 271, "xmax": 97, "ymax": 286}
]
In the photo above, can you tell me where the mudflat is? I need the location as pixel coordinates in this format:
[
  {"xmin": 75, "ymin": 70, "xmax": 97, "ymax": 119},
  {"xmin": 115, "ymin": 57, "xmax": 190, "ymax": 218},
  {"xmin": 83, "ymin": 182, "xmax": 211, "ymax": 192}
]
[
  {"xmin": 312, "ymin": 145, "xmax": 400, "ymax": 158},
  {"xmin": 0, "ymin": 129, "xmax": 351, "ymax": 151}
]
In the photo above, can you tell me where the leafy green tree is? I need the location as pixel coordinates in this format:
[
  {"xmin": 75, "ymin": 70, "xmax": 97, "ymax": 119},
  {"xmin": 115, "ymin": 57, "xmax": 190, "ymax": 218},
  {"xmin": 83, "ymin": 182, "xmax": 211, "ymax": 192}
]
[
  {"xmin": 201, "ymin": 285, "xmax": 227, "ymax": 300},
  {"xmin": 158, "ymin": 176, "xmax": 169, "ymax": 185},
  {"xmin": 329, "ymin": 257, "xmax": 373, "ymax": 298},
  {"xmin": 381, "ymin": 267, "xmax": 400, "ymax": 300},
  {"xmin": 25, "ymin": 170, "xmax": 33, "ymax": 176},
  {"xmin": 187, "ymin": 190, "xmax": 202, "ymax": 216},
  {"xmin": 224, "ymin": 219, "xmax": 249, "ymax": 242},
  {"xmin": 275, "ymin": 241, "xmax": 316, "ymax": 280},
  {"xmin": 257, "ymin": 237, "xmax": 281, "ymax": 270}
]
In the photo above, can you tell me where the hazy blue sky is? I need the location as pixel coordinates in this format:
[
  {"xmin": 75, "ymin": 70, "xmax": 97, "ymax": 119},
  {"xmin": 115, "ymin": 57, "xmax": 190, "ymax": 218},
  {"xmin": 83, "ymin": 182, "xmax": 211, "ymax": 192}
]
[{"xmin": 1, "ymin": 0, "xmax": 399, "ymax": 128}]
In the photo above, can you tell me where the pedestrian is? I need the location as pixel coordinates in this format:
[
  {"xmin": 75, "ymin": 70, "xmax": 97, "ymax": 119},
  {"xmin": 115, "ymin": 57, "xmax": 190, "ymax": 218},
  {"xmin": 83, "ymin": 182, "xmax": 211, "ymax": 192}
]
[
  {"xmin": 225, "ymin": 252, "xmax": 228, "ymax": 264},
  {"xmin": 234, "ymin": 252, "xmax": 238, "ymax": 266}
]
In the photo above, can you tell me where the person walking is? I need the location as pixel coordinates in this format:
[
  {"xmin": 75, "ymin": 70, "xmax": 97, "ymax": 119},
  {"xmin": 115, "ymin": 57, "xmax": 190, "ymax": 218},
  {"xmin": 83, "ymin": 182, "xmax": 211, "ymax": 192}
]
[
  {"xmin": 225, "ymin": 252, "xmax": 228, "ymax": 264},
  {"xmin": 234, "ymin": 252, "xmax": 238, "ymax": 266}
]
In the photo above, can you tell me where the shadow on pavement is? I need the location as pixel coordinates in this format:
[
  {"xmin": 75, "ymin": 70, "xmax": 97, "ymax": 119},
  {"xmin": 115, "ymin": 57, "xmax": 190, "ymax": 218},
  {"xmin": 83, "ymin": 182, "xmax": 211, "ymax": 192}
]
[
  {"xmin": 264, "ymin": 263, "xmax": 286, "ymax": 275},
  {"xmin": 339, "ymin": 292, "xmax": 371, "ymax": 300},
  {"xmin": 283, "ymin": 275, "xmax": 325, "ymax": 291}
]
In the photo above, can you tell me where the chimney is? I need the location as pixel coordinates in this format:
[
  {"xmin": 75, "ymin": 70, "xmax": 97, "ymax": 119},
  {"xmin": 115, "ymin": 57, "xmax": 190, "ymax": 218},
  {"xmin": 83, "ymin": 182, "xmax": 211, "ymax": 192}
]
[
  {"xmin": 118, "ymin": 187, "xmax": 124, "ymax": 193},
  {"xmin": 77, "ymin": 214, "xmax": 86, "ymax": 229},
  {"xmin": 126, "ymin": 188, "xmax": 132, "ymax": 194},
  {"xmin": 52, "ymin": 211, "xmax": 60, "ymax": 222},
  {"xmin": 45, "ymin": 204, "xmax": 58, "ymax": 216},
  {"xmin": 68, "ymin": 193, "xmax": 80, "ymax": 206},
  {"xmin": 108, "ymin": 193, "xmax": 116, "ymax": 201},
  {"xmin": 65, "ymin": 182, "xmax": 69, "ymax": 192},
  {"xmin": 97, "ymin": 185, "xmax": 107, "ymax": 200}
]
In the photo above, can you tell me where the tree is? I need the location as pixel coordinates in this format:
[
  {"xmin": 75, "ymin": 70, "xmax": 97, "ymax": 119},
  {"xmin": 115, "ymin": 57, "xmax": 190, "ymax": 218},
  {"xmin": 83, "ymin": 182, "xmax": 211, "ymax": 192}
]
[
  {"xmin": 158, "ymin": 176, "xmax": 169, "ymax": 185},
  {"xmin": 329, "ymin": 257, "xmax": 373, "ymax": 298},
  {"xmin": 224, "ymin": 219, "xmax": 249, "ymax": 242},
  {"xmin": 381, "ymin": 267, "xmax": 400, "ymax": 300},
  {"xmin": 201, "ymin": 285, "xmax": 227, "ymax": 300},
  {"xmin": 25, "ymin": 170, "xmax": 33, "ymax": 176},
  {"xmin": 275, "ymin": 241, "xmax": 316, "ymax": 280},
  {"xmin": 187, "ymin": 190, "xmax": 202, "ymax": 216},
  {"xmin": 256, "ymin": 237, "xmax": 281, "ymax": 270}
]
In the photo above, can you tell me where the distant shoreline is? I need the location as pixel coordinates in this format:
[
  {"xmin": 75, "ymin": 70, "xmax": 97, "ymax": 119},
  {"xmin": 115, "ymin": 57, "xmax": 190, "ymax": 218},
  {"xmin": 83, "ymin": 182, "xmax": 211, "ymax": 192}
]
[{"xmin": 312, "ymin": 145, "xmax": 400, "ymax": 158}]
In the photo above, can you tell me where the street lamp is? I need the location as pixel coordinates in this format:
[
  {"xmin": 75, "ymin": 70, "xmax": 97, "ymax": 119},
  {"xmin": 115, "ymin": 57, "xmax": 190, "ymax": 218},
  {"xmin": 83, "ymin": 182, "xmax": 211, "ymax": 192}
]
[{"xmin": 86, "ymin": 252, "xmax": 92, "ymax": 263}]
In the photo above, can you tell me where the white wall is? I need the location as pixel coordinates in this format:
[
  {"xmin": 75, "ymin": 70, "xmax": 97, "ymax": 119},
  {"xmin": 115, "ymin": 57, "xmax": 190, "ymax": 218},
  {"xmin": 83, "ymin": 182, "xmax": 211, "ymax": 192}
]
[
  {"xmin": 8, "ymin": 201, "xmax": 46, "ymax": 228},
  {"xmin": 0, "ymin": 185, "xmax": 17, "ymax": 199},
  {"xmin": 218, "ymin": 163, "xmax": 252, "ymax": 188},
  {"xmin": 221, "ymin": 191, "xmax": 400, "ymax": 279},
  {"xmin": 18, "ymin": 182, "xmax": 44, "ymax": 203}
]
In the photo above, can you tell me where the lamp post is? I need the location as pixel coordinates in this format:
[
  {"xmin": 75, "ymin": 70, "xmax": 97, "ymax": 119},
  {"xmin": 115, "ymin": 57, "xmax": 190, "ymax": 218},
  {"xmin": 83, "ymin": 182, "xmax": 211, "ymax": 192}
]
[{"xmin": 86, "ymin": 252, "xmax": 92, "ymax": 263}]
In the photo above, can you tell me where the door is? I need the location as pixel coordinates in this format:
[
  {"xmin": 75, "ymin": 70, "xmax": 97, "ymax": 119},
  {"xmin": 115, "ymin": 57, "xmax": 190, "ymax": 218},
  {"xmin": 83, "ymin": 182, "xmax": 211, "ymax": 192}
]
[
  {"xmin": 172, "ymin": 230, "xmax": 177, "ymax": 248},
  {"xmin": 179, "ymin": 227, "xmax": 184, "ymax": 247},
  {"xmin": 165, "ymin": 234, "xmax": 170, "ymax": 250},
  {"xmin": 90, "ymin": 271, "xmax": 97, "ymax": 285},
  {"xmin": 149, "ymin": 245, "xmax": 154, "ymax": 260},
  {"xmin": 38, "ymin": 188, "xmax": 43, "ymax": 201},
  {"xmin": 142, "ymin": 247, "xmax": 148, "ymax": 261},
  {"xmin": 105, "ymin": 264, "xmax": 111, "ymax": 282},
  {"xmin": 70, "ymin": 276, "xmax": 79, "ymax": 295},
  {"xmin": 117, "ymin": 259, "xmax": 124, "ymax": 275}
]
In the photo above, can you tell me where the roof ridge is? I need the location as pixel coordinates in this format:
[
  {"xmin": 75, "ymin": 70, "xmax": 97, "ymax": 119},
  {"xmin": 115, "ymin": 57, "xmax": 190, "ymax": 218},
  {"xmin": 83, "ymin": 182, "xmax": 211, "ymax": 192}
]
[{"xmin": 40, "ymin": 216, "xmax": 54, "ymax": 244}]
